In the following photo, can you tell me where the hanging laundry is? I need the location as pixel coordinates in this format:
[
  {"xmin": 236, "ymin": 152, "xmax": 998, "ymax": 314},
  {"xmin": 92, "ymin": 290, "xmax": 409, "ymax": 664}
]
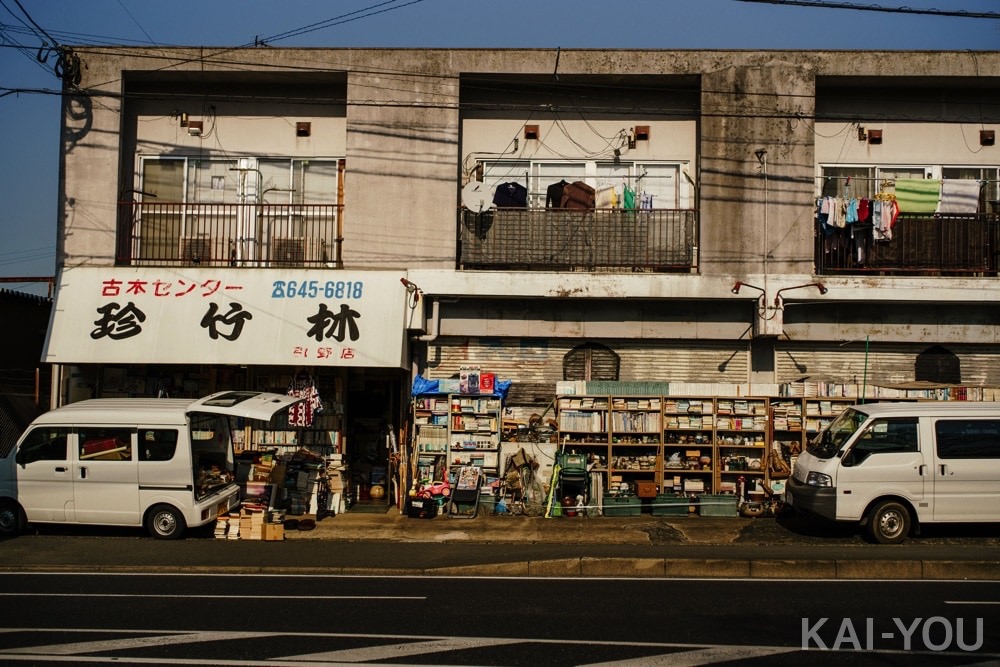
[
  {"xmin": 493, "ymin": 181, "xmax": 528, "ymax": 208},
  {"xmin": 594, "ymin": 185, "xmax": 616, "ymax": 209},
  {"xmin": 622, "ymin": 185, "xmax": 636, "ymax": 210},
  {"xmin": 937, "ymin": 179, "xmax": 981, "ymax": 214},
  {"xmin": 287, "ymin": 371, "xmax": 322, "ymax": 428},
  {"xmin": 561, "ymin": 181, "xmax": 596, "ymax": 210},
  {"xmin": 894, "ymin": 179, "xmax": 941, "ymax": 213},
  {"xmin": 545, "ymin": 180, "xmax": 568, "ymax": 208}
]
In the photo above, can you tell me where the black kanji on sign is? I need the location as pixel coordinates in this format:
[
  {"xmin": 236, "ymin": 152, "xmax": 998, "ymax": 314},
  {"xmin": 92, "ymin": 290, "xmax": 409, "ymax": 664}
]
[
  {"xmin": 200, "ymin": 302, "xmax": 254, "ymax": 341},
  {"xmin": 91, "ymin": 302, "xmax": 146, "ymax": 340},
  {"xmin": 306, "ymin": 303, "xmax": 361, "ymax": 342}
]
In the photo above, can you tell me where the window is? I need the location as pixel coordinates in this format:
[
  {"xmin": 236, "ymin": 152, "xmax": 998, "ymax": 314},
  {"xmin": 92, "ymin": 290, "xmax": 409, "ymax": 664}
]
[
  {"xmin": 935, "ymin": 419, "xmax": 1000, "ymax": 459},
  {"xmin": 79, "ymin": 427, "xmax": 134, "ymax": 461},
  {"xmin": 842, "ymin": 417, "xmax": 918, "ymax": 467},
  {"xmin": 139, "ymin": 429, "xmax": 178, "ymax": 462},
  {"xmin": 16, "ymin": 428, "xmax": 70, "ymax": 465},
  {"xmin": 915, "ymin": 345, "xmax": 961, "ymax": 384},
  {"xmin": 563, "ymin": 343, "xmax": 620, "ymax": 381},
  {"xmin": 820, "ymin": 166, "xmax": 874, "ymax": 199}
]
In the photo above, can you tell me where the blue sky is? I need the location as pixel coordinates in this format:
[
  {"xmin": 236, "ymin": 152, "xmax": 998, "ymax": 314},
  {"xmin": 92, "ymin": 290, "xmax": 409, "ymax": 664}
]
[{"xmin": 1, "ymin": 0, "xmax": 998, "ymax": 296}]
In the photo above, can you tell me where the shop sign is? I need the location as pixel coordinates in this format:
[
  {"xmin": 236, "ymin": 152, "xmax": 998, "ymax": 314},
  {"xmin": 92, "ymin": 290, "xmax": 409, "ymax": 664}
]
[{"xmin": 42, "ymin": 267, "xmax": 409, "ymax": 368}]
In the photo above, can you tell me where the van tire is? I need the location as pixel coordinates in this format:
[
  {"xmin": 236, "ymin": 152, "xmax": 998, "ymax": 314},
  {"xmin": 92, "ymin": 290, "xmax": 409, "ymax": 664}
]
[
  {"xmin": 0, "ymin": 500, "xmax": 23, "ymax": 536},
  {"xmin": 867, "ymin": 500, "xmax": 910, "ymax": 544},
  {"xmin": 146, "ymin": 504, "xmax": 186, "ymax": 540}
]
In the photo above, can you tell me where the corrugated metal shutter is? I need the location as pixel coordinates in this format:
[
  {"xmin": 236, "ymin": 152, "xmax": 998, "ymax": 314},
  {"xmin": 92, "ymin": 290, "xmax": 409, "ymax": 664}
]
[
  {"xmin": 427, "ymin": 337, "xmax": 751, "ymax": 385},
  {"xmin": 776, "ymin": 342, "xmax": 1000, "ymax": 386}
]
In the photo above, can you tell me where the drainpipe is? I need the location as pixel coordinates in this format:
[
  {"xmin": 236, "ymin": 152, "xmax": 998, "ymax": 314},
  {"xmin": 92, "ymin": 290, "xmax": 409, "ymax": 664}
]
[{"xmin": 416, "ymin": 299, "xmax": 441, "ymax": 342}]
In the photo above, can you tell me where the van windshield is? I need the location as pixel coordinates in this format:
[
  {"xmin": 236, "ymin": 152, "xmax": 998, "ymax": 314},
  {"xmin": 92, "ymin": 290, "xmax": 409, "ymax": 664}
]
[{"xmin": 806, "ymin": 407, "xmax": 869, "ymax": 459}]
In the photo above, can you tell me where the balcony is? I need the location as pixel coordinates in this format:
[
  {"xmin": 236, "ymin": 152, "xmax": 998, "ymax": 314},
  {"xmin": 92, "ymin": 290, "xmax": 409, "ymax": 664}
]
[
  {"xmin": 459, "ymin": 208, "xmax": 699, "ymax": 272},
  {"xmin": 816, "ymin": 213, "xmax": 1000, "ymax": 276},
  {"xmin": 117, "ymin": 202, "xmax": 343, "ymax": 268}
]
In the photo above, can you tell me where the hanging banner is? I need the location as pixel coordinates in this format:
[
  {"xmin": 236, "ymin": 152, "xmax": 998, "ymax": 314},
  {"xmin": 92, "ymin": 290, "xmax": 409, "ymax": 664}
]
[{"xmin": 42, "ymin": 267, "xmax": 409, "ymax": 368}]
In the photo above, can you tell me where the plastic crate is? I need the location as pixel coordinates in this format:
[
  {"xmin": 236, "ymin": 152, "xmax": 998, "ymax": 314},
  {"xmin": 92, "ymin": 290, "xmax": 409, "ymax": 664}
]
[
  {"xmin": 602, "ymin": 494, "xmax": 641, "ymax": 517},
  {"xmin": 699, "ymin": 494, "xmax": 738, "ymax": 517},
  {"xmin": 651, "ymin": 494, "xmax": 690, "ymax": 517},
  {"xmin": 407, "ymin": 496, "xmax": 441, "ymax": 519}
]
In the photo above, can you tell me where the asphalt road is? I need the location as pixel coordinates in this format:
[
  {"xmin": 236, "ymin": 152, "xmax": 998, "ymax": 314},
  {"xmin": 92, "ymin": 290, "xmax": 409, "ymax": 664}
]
[{"xmin": 1, "ymin": 573, "xmax": 997, "ymax": 665}]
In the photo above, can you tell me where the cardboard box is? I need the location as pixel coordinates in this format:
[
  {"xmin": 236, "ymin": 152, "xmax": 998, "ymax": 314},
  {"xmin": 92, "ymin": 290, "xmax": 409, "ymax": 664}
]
[
  {"xmin": 262, "ymin": 521, "xmax": 284, "ymax": 541},
  {"xmin": 635, "ymin": 480, "xmax": 658, "ymax": 498}
]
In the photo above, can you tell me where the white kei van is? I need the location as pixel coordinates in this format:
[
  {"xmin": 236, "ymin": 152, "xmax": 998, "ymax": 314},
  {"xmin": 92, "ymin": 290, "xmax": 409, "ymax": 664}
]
[
  {"xmin": 0, "ymin": 391, "xmax": 301, "ymax": 539},
  {"xmin": 787, "ymin": 401, "xmax": 1000, "ymax": 544}
]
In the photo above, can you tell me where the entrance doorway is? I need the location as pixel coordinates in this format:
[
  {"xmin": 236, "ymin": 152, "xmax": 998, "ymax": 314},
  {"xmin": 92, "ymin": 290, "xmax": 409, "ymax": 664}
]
[{"xmin": 345, "ymin": 370, "xmax": 405, "ymax": 512}]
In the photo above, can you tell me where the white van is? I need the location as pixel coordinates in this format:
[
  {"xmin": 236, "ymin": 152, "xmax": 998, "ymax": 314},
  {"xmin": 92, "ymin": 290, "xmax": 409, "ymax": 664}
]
[
  {"xmin": 0, "ymin": 391, "xmax": 301, "ymax": 539},
  {"xmin": 787, "ymin": 401, "xmax": 1000, "ymax": 543}
]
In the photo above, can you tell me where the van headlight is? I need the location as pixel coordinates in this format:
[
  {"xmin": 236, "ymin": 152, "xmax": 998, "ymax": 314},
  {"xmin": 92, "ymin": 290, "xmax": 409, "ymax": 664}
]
[{"xmin": 805, "ymin": 471, "xmax": 833, "ymax": 487}]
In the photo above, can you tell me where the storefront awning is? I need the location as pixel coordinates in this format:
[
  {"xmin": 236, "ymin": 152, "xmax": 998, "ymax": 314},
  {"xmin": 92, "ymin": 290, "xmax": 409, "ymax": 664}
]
[{"xmin": 42, "ymin": 267, "xmax": 409, "ymax": 368}]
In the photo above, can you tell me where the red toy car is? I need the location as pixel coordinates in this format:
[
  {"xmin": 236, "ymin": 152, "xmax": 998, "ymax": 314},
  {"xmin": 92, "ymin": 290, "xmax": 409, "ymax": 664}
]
[{"xmin": 417, "ymin": 480, "xmax": 451, "ymax": 499}]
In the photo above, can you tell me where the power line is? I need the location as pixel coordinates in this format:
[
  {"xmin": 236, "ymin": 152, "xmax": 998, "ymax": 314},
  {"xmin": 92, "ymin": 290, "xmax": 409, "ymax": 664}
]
[
  {"xmin": 250, "ymin": 0, "xmax": 431, "ymax": 46},
  {"xmin": 734, "ymin": 0, "xmax": 1000, "ymax": 20}
]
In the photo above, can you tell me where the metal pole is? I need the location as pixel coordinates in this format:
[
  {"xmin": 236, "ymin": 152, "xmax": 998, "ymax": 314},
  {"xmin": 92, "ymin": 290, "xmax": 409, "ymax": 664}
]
[{"xmin": 861, "ymin": 335, "xmax": 870, "ymax": 404}]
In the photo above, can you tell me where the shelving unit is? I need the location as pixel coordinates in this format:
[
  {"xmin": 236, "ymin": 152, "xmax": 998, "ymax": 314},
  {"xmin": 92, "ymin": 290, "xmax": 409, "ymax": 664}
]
[
  {"xmin": 411, "ymin": 395, "xmax": 451, "ymax": 486},
  {"xmin": 608, "ymin": 396, "xmax": 662, "ymax": 494},
  {"xmin": 715, "ymin": 397, "xmax": 769, "ymax": 495},
  {"xmin": 769, "ymin": 398, "xmax": 804, "ymax": 482},
  {"xmin": 446, "ymin": 394, "xmax": 502, "ymax": 479},
  {"xmin": 804, "ymin": 397, "xmax": 855, "ymax": 437},
  {"xmin": 555, "ymin": 396, "xmax": 611, "ymax": 480},
  {"xmin": 662, "ymin": 397, "xmax": 715, "ymax": 496}
]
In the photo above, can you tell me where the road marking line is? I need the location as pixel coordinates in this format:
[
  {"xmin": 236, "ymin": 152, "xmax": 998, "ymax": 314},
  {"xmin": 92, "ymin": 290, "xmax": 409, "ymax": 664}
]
[
  {"xmin": 283, "ymin": 637, "xmax": 522, "ymax": 662},
  {"xmin": 580, "ymin": 646, "xmax": 798, "ymax": 666},
  {"xmin": 0, "ymin": 593, "xmax": 423, "ymax": 600},
  {"xmin": 1, "ymin": 631, "xmax": 278, "ymax": 655}
]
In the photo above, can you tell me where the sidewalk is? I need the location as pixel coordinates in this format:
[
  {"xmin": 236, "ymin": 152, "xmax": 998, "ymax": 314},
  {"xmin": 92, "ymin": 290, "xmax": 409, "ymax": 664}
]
[{"xmin": 283, "ymin": 506, "xmax": 749, "ymax": 545}]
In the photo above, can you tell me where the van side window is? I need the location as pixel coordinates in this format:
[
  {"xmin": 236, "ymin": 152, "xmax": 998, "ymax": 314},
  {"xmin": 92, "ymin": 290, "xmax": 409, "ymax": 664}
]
[
  {"xmin": 139, "ymin": 429, "xmax": 178, "ymax": 461},
  {"xmin": 935, "ymin": 419, "xmax": 1000, "ymax": 459},
  {"xmin": 79, "ymin": 428, "xmax": 133, "ymax": 461},
  {"xmin": 18, "ymin": 428, "xmax": 70, "ymax": 464},
  {"xmin": 842, "ymin": 417, "xmax": 919, "ymax": 467}
]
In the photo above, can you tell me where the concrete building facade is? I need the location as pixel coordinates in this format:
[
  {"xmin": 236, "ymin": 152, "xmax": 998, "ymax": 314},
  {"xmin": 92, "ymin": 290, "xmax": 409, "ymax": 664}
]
[{"xmin": 42, "ymin": 47, "xmax": 1000, "ymax": 498}]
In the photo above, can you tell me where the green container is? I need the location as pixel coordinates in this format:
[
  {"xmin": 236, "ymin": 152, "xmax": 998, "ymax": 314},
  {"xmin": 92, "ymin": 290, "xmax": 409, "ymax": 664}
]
[
  {"xmin": 602, "ymin": 494, "xmax": 641, "ymax": 517},
  {"xmin": 651, "ymin": 494, "xmax": 690, "ymax": 517},
  {"xmin": 699, "ymin": 494, "xmax": 738, "ymax": 517}
]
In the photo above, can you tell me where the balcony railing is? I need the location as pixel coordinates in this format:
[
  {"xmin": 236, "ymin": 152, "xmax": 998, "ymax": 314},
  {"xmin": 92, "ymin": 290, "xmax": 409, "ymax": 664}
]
[
  {"xmin": 816, "ymin": 213, "xmax": 1000, "ymax": 276},
  {"xmin": 459, "ymin": 208, "xmax": 699, "ymax": 272},
  {"xmin": 117, "ymin": 202, "xmax": 343, "ymax": 268}
]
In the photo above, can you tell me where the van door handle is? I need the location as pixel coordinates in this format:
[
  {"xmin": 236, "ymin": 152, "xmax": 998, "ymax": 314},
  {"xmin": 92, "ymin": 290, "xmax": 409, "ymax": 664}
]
[
  {"xmin": 917, "ymin": 464, "xmax": 926, "ymax": 476},
  {"xmin": 54, "ymin": 466, "xmax": 67, "ymax": 473},
  {"xmin": 939, "ymin": 464, "xmax": 948, "ymax": 476},
  {"xmin": 79, "ymin": 466, "xmax": 87, "ymax": 479}
]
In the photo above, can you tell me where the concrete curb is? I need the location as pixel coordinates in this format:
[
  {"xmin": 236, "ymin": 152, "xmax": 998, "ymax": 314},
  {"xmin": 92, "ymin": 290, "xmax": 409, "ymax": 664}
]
[{"xmin": 4, "ymin": 558, "xmax": 997, "ymax": 579}]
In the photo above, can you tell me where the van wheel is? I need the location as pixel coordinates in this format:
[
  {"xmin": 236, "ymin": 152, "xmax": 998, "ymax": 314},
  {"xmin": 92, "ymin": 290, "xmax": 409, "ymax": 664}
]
[
  {"xmin": 146, "ymin": 504, "xmax": 186, "ymax": 540},
  {"xmin": 867, "ymin": 500, "xmax": 910, "ymax": 544},
  {"xmin": 0, "ymin": 500, "xmax": 23, "ymax": 536}
]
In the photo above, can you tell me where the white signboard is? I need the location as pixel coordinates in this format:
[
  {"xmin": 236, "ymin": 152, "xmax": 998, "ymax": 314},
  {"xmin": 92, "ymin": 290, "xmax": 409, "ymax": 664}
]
[{"xmin": 43, "ymin": 267, "xmax": 409, "ymax": 368}]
